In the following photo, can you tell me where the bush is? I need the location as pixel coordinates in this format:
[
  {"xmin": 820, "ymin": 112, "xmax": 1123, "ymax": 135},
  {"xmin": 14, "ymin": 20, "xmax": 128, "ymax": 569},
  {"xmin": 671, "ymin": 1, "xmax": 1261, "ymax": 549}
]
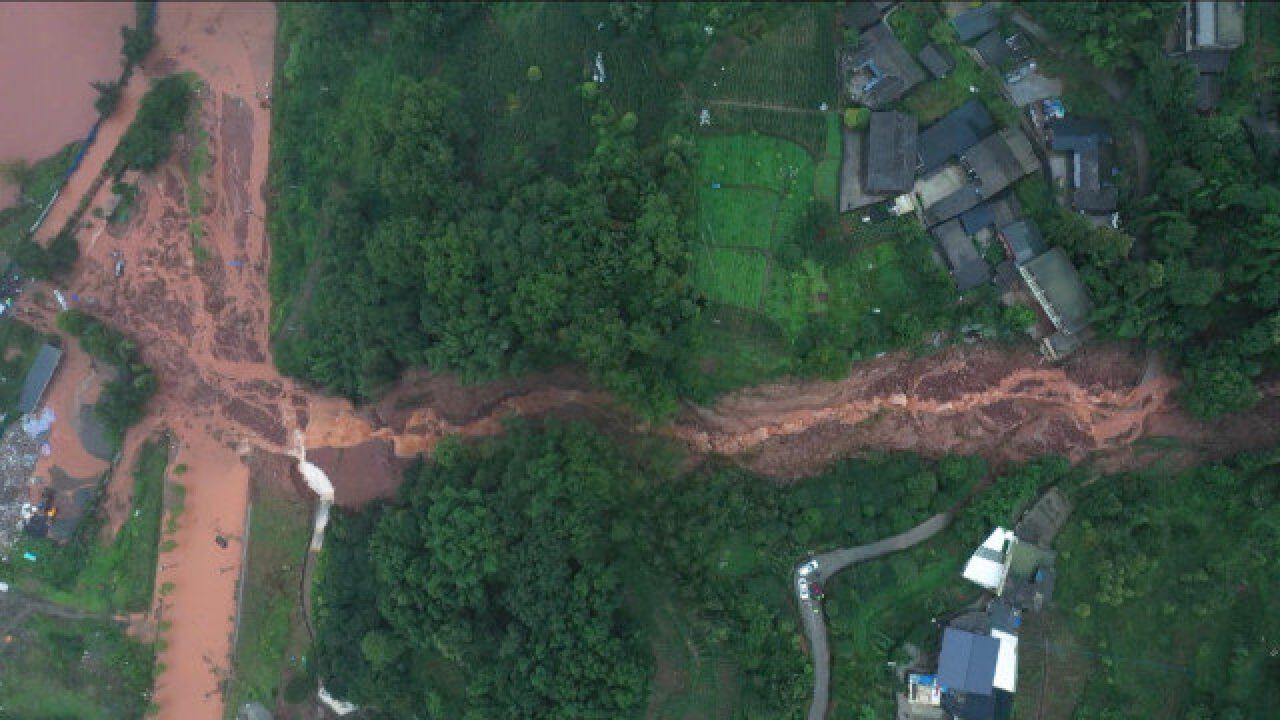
[
  {"xmin": 283, "ymin": 673, "xmax": 317, "ymax": 704},
  {"xmin": 110, "ymin": 74, "xmax": 195, "ymax": 174},
  {"xmin": 843, "ymin": 106, "xmax": 870, "ymax": 130}
]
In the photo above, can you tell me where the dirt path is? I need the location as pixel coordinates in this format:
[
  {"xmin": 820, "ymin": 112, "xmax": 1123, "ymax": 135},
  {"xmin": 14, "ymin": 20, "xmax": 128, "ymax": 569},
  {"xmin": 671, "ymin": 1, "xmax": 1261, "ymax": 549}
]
[{"xmin": 795, "ymin": 512, "xmax": 954, "ymax": 720}]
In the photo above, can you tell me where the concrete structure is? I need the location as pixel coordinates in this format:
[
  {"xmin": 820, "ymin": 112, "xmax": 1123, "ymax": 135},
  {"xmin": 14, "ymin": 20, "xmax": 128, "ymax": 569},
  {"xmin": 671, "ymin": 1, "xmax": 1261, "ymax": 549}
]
[
  {"xmin": 866, "ymin": 111, "xmax": 920, "ymax": 194},
  {"xmin": 1183, "ymin": 0, "xmax": 1245, "ymax": 51},
  {"xmin": 962, "ymin": 526, "xmax": 1016, "ymax": 593},
  {"xmin": 17, "ymin": 343, "xmax": 62, "ymax": 414}
]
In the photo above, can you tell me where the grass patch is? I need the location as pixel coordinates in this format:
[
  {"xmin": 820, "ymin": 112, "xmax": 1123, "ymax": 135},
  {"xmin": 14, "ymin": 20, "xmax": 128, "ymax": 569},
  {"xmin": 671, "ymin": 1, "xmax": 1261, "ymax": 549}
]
[
  {"xmin": 698, "ymin": 186, "xmax": 780, "ymax": 250},
  {"xmin": 693, "ymin": 246, "xmax": 770, "ymax": 309},
  {"xmin": 628, "ymin": 568, "xmax": 740, "ymax": 720},
  {"xmin": 697, "ymin": 134, "xmax": 815, "ymax": 192},
  {"xmin": 223, "ymin": 475, "xmax": 312, "ymax": 716},
  {"xmin": 0, "ymin": 615, "xmax": 156, "ymax": 719},
  {"xmin": 826, "ymin": 534, "xmax": 978, "ymax": 717},
  {"xmin": 72, "ymin": 439, "xmax": 169, "ymax": 613},
  {"xmin": 187, "ymin": 118, "xmax": 210, "ymax": 262},
  {"xmin": 813, "ymin": 112, "xmax": 842, "ymax": 203}
]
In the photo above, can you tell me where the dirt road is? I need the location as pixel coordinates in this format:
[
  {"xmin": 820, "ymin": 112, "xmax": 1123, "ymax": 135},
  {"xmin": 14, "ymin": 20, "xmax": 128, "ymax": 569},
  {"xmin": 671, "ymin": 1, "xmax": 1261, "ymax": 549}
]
[{"xmin": 795, "ymin": 513, "xmax": 955, "ymax": 720}]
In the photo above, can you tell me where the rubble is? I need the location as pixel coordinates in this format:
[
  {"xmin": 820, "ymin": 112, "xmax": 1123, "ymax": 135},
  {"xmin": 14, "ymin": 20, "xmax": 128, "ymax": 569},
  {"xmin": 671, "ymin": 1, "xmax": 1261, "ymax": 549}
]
[{"xmin": 0, "ymin": 413, "xmax": 51, "ymax": 556}]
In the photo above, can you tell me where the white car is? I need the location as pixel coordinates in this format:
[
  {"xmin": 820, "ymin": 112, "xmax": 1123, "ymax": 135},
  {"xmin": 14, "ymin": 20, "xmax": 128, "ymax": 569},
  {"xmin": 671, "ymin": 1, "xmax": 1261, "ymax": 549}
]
[
  {"xmin": 797, "ymin": 579, "xmax": 811, "ymax": 601},
  {"xmin": 799, "ymin": 559, "xmax": 819, "ymax": 576}
]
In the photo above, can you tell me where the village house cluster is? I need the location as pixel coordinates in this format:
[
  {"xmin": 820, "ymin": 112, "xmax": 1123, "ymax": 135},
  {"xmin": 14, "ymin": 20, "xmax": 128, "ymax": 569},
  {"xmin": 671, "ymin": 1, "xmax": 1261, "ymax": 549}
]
[
  {"xmin": 837, "ymin": 1, "xmax": 1116, "ymax": 360},
  {"xmin": 900, "ymin": 489, "xmax": 1072, "ymax": 720}
]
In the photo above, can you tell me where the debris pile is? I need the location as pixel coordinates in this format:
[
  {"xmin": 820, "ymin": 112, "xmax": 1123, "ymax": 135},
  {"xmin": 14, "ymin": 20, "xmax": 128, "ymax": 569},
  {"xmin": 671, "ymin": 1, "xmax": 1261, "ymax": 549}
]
[{"xmin": 0, "ymin": 415, "xmax": 51, "ymax": 555}]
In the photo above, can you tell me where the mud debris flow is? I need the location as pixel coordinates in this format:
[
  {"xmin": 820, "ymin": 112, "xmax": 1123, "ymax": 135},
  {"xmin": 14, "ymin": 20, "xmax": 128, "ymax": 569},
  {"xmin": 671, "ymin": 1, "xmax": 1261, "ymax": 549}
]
[{"xmin": 8, "ymin": 4, "xmax": 1280, "ymax": 720}]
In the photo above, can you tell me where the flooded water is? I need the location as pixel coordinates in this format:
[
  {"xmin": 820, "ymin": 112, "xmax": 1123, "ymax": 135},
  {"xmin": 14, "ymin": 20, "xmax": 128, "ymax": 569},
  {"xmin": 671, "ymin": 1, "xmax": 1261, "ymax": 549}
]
[{"xmin": 0, "ymin": 1, "xmax": 132, "ymax": 203}]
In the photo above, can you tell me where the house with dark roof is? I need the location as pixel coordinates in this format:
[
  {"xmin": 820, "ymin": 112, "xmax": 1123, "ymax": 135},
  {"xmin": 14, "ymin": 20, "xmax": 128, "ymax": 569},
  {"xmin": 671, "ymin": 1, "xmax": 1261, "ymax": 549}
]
[
  {"xmin": 959, "ymin": 195, "xmax": 1020, "ymax": 236},
  {"xmin": 1020, "ymin": 247, "xmax": 1091, "ymax": 337},
  {"xmin": 917, "ymin": 43, "xmax": 955, "ymax": 79},
  {"xmin": 943, "ymin": 689, "xmax": 1015, "ymax": 720},
  {"xmin": 18, "ymin": 344, "xmax": 63, "ymax": 414},
  {"xmin": 921, "ymin": 127, "xmax": 1038, "ymax": 226},
  {"xmin": 1048, "ymin": 118, "xmax": 1118, "ymax": 215},
  {"xmin": 839, "ymin": 23, "xmax": 926, "ymax": 108},
  {"xmin": 1184, "ymin": 47, "xmax": 1234, "ymax": 112},
  {"xmin": 951, "ymin": 4, "xmax": 999, "ymax": 44},
  {"xmin": 1171, "ymin": 0, "xmax": 1243, "ymax": 112},
  {"xmin": 963, "ymin": 127, "xmax": 1039, "ymax": 196},
  {"xmin": 865, "ymin": 111, "xmax": 919, "ymax": 194},
  {"xmin": 923, "ymin": 183, "xmax": 984, "ymax": 228},
  {"xmin": 841, "ymin": 1, "xmax": 885, "ymax": 32},
  {"xmin": 932, "ymin": 219, "xmax": 991, "ymax": 291},
  {"xmin": 939, "ymin": 627, "xmax": 1000, "ymax": 695},
  {"xmin": 998, "ymin": 219, "xmax": 1046, "ymax": 266},
  {"xmin": 918, "ymin": 99, "xmax": 995, "ymax": 173},
  {"xmin": 974, "ymin": 30, "xmax": 1013, "ymax": 68}
]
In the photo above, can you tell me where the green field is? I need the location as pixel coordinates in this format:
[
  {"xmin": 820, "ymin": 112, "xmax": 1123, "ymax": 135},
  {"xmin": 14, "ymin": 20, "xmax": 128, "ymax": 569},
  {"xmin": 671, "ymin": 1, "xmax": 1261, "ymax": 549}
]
[
  {"xmin": 826, "ymin": 537, "xmax": 978, "ymax": 718},
  {"xmin": 0, "ymin": 615, "xmax": 155, "ymax": 719},
  {"xmin": 223, "ymin": 473, "xmax": 313, "ymax": 716},
  {"xmin": 694, "ymin": 246, "xmax": 770, "ymax": 309},
  {"xmin": 693, "ymin": 3, "xmax": 839, "ymax": 155}
]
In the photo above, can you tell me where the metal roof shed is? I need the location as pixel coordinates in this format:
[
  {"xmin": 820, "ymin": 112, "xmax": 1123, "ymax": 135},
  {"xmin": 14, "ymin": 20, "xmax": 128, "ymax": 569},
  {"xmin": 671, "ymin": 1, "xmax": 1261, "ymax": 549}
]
[
  {"xmin": 999, "ymin": 219, "xmax": 1046, "ymax": 266},
  {"xmin": 1020, "ymin": 248, "xmax": 1092, "ymax": 335},
  {"xmin": 951, "ymin": 5, "xmax": 999, "ymax": 44},
  {"xmin": 18, "ymin": 343, "xmax": 63, "ymax": 414},
  {"xmin": 932, "ymin": 219, "xmax": 991, "ymax": 290},
  {"xmin": 938, "ymin": 627, "xmax": 1000, "ymax": 695},
  {"xmin": 918, "ymin": 43, "xmax": 956, "ymax": 79},
  {"xmin": 866, "ymin": 111, "xmax": 920, "ymax": 194}
]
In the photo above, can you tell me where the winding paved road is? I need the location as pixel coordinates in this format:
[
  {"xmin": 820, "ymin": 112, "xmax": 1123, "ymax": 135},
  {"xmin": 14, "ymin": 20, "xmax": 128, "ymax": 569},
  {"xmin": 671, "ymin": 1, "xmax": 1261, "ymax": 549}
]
[{"xmin": 795, "ymin": 512, "xmax": 955, "ymax": 720}]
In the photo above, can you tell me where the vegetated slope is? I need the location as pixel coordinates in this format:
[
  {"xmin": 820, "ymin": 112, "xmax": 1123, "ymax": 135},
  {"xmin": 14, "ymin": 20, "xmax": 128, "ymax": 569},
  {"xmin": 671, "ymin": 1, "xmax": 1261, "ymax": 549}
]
[
  {"xmin": 1027, "ymin": 2, "xmax": 1280, "ymax": 420},
  {"xmin": 269, "ymin": 3, "xmax": 754, "ymax": 418},
  {"xmin": 312, "ymin": 421, "xmax": 989, "ymax": 719},
  {"xmin": 1041, "ymin": 451, "xmax": 1280, "ymax": 720}
]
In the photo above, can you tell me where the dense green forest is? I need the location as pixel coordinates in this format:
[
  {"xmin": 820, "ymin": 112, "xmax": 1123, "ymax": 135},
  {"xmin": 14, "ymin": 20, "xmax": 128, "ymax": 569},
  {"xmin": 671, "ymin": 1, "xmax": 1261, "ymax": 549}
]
[
  {"xmin": 314, "ymin": 423, "xmax": 1279, "ymax": 720},
  {"xmin": 312, "ymin": 422, "xmax": 992, "ymax": 719},
  {"xmin": 268, "ymin": 3, "xmax": 757, "ymax": 417},
  {"xmin": 1029, "ymin": 2, "xmax": 1280, "ymax": 418},
  {"xmin": 1050, "ymin": 451, "xmax": 1280, "ymax": 719}
]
